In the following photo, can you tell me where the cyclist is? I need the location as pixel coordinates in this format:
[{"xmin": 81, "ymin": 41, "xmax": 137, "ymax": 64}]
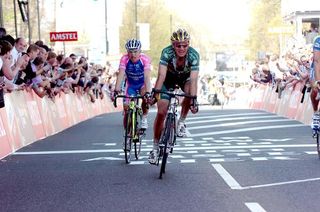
[
  {"xmin": 148, "ymin": 28, "xmax": 199, "ymax": 164},
  {"xmin": 113, "ymin": 39, "xmax": 151, "ymax": 131},
  {"xmin": 311, "ymin": 35, "xmax": 320, "ymax": 135}
]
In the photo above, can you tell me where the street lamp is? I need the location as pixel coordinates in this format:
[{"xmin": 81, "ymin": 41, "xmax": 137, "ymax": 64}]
[{"xmin": 105, "ymin": 0, "xmax": 109, "ymax": 55}]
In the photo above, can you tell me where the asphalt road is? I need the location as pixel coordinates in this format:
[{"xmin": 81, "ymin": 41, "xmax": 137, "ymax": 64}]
[{"xmin": 1, "ymin": 107, "xmax": 319, "ymax": 212}]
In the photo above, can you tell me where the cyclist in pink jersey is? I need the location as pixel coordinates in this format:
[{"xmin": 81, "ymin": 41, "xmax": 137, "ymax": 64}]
[{"xmin": 114, "ymin": 39, "xmax": 152, "ymax": 130}]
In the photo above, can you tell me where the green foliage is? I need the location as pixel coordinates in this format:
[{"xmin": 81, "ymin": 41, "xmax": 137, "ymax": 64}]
[
  {"xmin": 120, "ymin": 0, "xmax": 172, "ymax": 77},
  {"xmin": 247, "ymin": 0, "xmax": 287, "ymax": 60}
]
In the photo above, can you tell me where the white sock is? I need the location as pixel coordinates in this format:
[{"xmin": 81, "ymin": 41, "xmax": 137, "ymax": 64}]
[
  {"xmin": 153, "ymin": 140, "xmax": 159, "ymax": 150},
  {"xmin": 178, "ymin": 117, "xmax": 185, "ymax": 123}
]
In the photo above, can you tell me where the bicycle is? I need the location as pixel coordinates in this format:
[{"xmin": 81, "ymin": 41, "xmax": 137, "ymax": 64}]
[
  {"xmin": 152, "ymin": 88, "xmax": 197, "ymax": 179},
  {"xmin": 114, "ymin": 94, "xmax": 146, "ymax": 163},
  {"xmin": 312, "ymin": 119, "xmax": 320, "ymax": 159}
]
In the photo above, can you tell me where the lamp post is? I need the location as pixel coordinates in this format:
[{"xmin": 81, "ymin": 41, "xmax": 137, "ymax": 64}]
[
  {"xmin": 134, "ymin": 0, "xmax": 138, "ymax": 38},
  {"xmin": 0, "ymin": 0, "xmax": 3, "ymax": 27},
  {"xmin": 105, "ymin": 0, "xmax": 108, "ymax": 55}
]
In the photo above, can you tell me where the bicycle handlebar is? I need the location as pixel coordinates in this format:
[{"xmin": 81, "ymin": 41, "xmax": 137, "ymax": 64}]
[
  {"xmin": 152, "ymin": 88, "xmax": 198, "ymax": 110},
  {"xmin": 152, "ymin": 88, "xmax": 197, "ymax": 99},
  {"xmin": 113, "ymin": 95, "xmax": 144, "ymax": 108}
]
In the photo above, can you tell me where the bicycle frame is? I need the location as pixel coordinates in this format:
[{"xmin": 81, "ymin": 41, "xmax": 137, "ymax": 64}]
[
  {"xmin": 113, "ymin": 94, "xmax": 144, "ymax": 163},
  {"xmin": 153, "ymin": 88, "xmax": 196, "ymax": 179}
]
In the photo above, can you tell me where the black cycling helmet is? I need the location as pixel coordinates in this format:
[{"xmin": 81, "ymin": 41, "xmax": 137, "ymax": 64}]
[{"xmin": 125, "ymin": 39, "xmax": 141, "ymax": 50}]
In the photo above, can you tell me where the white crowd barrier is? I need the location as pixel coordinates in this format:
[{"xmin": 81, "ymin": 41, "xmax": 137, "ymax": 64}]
[
  {"xmin": 0, "ymin": 90, "xmax": 122, "ymax": 159},
  {"xmin": 248, "ymin": 82, "xmax": 313, "ymax": 126}
]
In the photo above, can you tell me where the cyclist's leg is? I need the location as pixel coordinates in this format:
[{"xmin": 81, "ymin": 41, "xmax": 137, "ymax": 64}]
[
  {"xmin": 177, "ymin": 79, "xmax": 191, "ymax": 137},
  {"xmin": 139, "ymin": 85, "xmax": 149, "ymax": 129},
  {"xmin": 310, "ymin": 86, "xmax": 320, "ymax": 132},
  {"xmin": 148, "ymin": 85, "xmax": 170, "ymax": 164}
]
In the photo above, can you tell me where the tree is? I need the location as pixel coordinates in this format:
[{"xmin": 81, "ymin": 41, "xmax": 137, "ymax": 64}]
[
  {"xmin": 247, "ymin": 0, "xmax": 288, "ymax": 60},
  {"xmin": 120, "ymin": 0, "xmax": 172, "ymax": 76}
]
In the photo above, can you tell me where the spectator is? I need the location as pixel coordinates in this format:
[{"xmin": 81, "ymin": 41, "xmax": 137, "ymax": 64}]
[
  {"xmin": 11, "ymin": 37, "xmax": 27, "ymax": 67},
  {"xmin": 0, "ymin": 27, "xmax": 6, "ymax": 39},
  {"xmin": 306, "ymin": 23, "xmax": 318, "ymax": 44}
]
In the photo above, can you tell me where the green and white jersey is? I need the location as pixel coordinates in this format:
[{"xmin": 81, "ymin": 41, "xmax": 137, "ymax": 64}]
[
  {"xmin": 159, "ymin": 45, "xmax": 200, "ymax": 90},
  {"xmin": 159, "ymin": 45, "xmax": 200, "ymax": 74}
]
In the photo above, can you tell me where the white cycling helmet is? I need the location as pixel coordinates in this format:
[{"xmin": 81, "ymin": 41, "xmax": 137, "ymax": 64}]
[{"xmin": 125, "ymin": 39, "xmax": 141, "ymax": 50}]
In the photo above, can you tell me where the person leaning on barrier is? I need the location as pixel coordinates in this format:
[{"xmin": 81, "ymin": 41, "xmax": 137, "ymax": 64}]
[{"xmin": 148, "ymin": 28, "xmax": 199, "ymax": 165}]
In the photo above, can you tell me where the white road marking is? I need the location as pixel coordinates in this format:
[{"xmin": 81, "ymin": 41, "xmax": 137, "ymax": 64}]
[
  {"xmin": 182, "ymin": 140, "xmax": 207, "ymax": 144},
  {"xmin": 92, "ymin": 143, "xmax": 117, "ymax": 146},
  {"xmin": 187, "ymin": 115, "xmax": 279, "ymax": 125},
  {"xmin": 240, "ymin": 177, "xmax": 320, "ymax": 190},
  {"xmin": 245, "ymin": 203, "xmax": 267, "ymax": 212},
  {"xmin": 188, "ymin": 119, "xmax": 294, "ymax": 130},
  {"xmin": 271, "ymin": 148, "xmax": 284, "ymax": 151},
  {"xmin": 170, "ymin": 155, "xmax": 185, "ymax": 159},
  {"xmin": 268, "ymin": 152, "xmax": 283, "ymax": 155},
  {"xmin": 251, "ymin": 157, "xmax": 268, "ymax": 161},
  {"xmin": 305, "ymin": 151, "xmax": 317, "ymax": 154},
  {"xmin": 260, "ymin": 138, "xmax": 293, "ymax": 142},
  {"xmin": 12, "ymin": 143, "xmax": 316, "ymax": 155},
  {"xmin": 181, "ymin": 159, "xmax": 196, "ymax": 163},
  {"xmin": 187, "ymin": 112, "xmax": 268, "ymax": 120},
  {"xmin": 210, "ymin": 159, "xmax": 226, "ymax": 162},
  {"xmin": 189, "ymin": 124, "xmax": 304, "ymax": 137},
  {"xmin": 213, "ymin": 163, "xmax": 320, "ymax": 191},
  {"xmin": 221, "ymin": 136, "xmax": 251, "ymax": 139},
  {"xmin": 237, "ymin": 153, "xmax": 251, "ymax": 156},
  {"xmin": 81, "ymin": 157, "xmax": 123, "ymax": 161},
  {"xmin": 212, "ymin": 164, "xmax": 242, "ymax": 189},
  {"xmin": 205, "ymin": 150, "xmax": 217, "ymax": 153},
  {"xmin": 129, "ymin": 161, "xmax": 145, "ymax": 165}
]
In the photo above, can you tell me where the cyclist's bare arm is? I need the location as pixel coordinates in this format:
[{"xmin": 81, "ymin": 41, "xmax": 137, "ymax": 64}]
[
  {"xmin": 144, "ymin": 68, "xmax": 152, "ymax": 93},
  {"xmin": 190, "ymin": 70, "xmax": 199, "ymax": 96},
  {"xmin": 314, "ymin": 50, "xmax": 320, "ymax": 82},
  {"xmin": 154, "ymin": 64, "xmax": 168, "ymax": 90},
  {"xmin": 114, "ymin": 68, "xmax": 125, "ymax": 92}
]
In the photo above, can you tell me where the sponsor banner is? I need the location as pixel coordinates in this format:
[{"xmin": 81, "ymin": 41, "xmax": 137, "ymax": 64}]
[
  {"xmin": 24, "ymin": 91, "xmax": 46, "ymax": 139},
  {"xmin": 55, "ymin": 95, "xmax": 69, "ymax": 129},
  {"xmin": 0, "ymin": 108, "xmax": 13, "ymax": 158},
  {"xmin": 50, "ymin": 31, "xmax": 78, "ymax": 42},
  {"xmin": 6, "ymin": 92, "xmax": 37, "ymax": 146}
]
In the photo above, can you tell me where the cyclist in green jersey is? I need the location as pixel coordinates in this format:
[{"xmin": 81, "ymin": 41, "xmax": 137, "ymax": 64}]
[{"xmin": 148, "ymin": 28, "xmax": 200, "ymax": 164}]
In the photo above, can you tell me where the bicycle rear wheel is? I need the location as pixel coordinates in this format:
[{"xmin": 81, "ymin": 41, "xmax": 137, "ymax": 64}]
[
  {"xmin": 124, "ymin": 110, "xmax": 133, "ymax": 164},
  {"xmin": 134, "ymin": 112, "xmax": 142, "ymax": 159},
  {"xmin": 316, "ymin": 133, "xmax": 320, "ymax": 159}
]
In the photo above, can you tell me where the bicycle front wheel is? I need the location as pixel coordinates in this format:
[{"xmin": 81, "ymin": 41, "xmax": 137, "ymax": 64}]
[
  {"xmin": 124, "ymin": 109, "xmax": 133, "ymax": 164},
  {"xmin": 159, "ymin": 113, "xmax": 174, "ymax": 179}
]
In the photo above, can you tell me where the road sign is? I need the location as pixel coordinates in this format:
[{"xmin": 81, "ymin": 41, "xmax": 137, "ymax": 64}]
[{"xmin": 50, "ymin": 31, "xmax": 78, "ymax": 42}]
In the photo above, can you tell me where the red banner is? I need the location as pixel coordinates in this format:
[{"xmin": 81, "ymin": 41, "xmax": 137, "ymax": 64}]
[{"xmin": 50, "ymin": 31, "xmax": 78, "ymax": 42}]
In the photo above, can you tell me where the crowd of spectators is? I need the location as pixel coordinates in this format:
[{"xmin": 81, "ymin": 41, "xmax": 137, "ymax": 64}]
[
  {"xmin": 249, "ymin": 41, "xmax": 314, "ymax": 99},
  {"xmin": 0, "ymin": 27, "xmax": 117, "ymax": 108}
]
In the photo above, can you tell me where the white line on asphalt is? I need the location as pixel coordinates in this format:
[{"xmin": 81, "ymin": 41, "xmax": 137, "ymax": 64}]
[
  {"xmin": 240, "ymin": 177, "xmax": 320, "ymax": 190},
  {"xmin": 212, "ymin": 163, "xmax": 320, "ymax": 191},
  {"xmin": 187, "ymin": 112, "xmax": 267, "ymax": 120},
  {"xmin": 181, "ymin": 159, "xmax": 196, "ymax": 163},
  {"xmin": 12, "ymin": 143, "xmax": 316, "ymax": 155},
  {"xmin": 188, "ymin": 119, "xmax": 294, "ymax": 130},
  {"xmin": 305, "ymin": 151, "xmax": 317, "ymax": 154},
  {"xmin": 189, "ymin": 124, "xmax": 304, "ymax": 137},
  {"xmin": 245, "ymin": 203, "xmax": 267, "ymax": 212},
  {"xmin": 81, "ymin": 157, "xmax": 123, "ymax": 161},
  {"xmin": 187, "ymin": 115, "xmax": 279, "ymax": 124},
  {"xmin": 211, "ymin": 163, "xmax": 242, "ymax": 189}
]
